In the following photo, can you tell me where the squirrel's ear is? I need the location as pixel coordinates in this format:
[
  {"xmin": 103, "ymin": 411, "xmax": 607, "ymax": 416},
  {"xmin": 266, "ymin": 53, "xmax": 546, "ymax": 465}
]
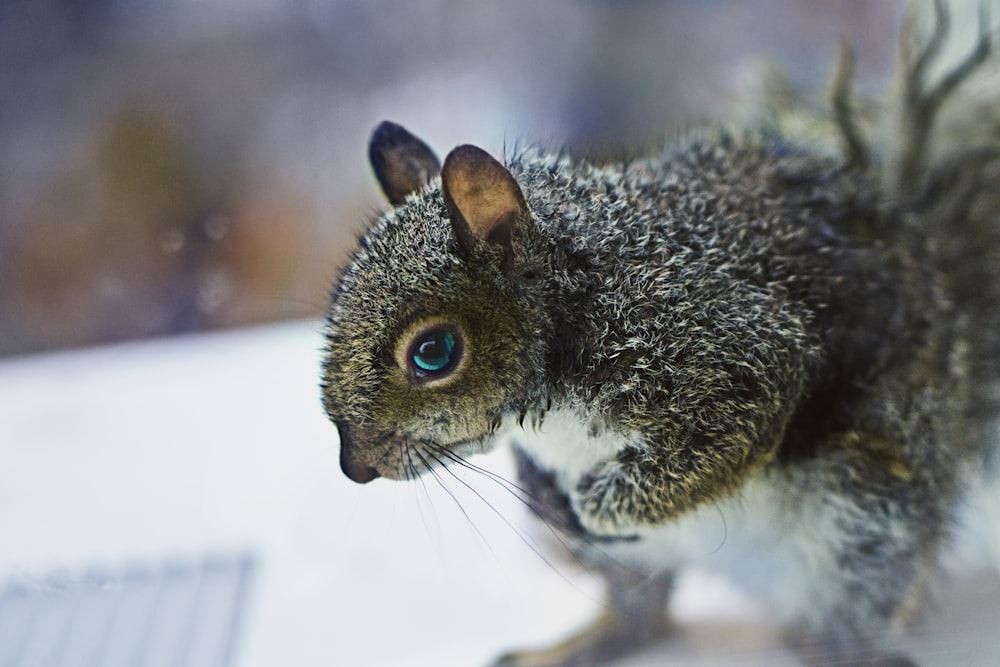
[
  {"xmin": 369, "ymin": 121, "xmax": 441, "ymax": 206},
  {"xmin": 441, "ymin": 145, "xmax": 528, "ymax": 271}
]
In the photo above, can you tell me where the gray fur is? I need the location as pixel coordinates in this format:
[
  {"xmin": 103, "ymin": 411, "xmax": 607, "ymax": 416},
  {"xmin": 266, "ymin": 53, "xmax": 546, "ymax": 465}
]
[{"xmin": 321, "ymin": 3, "xmax": 1000, "ymax": 665}]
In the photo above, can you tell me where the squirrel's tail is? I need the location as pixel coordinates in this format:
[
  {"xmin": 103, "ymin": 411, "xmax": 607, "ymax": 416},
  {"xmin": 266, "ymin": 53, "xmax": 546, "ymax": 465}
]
[
  {"xmin": 884, "ymin": 1, "xmax": 1000, "ymax": 308},
  {"xmin": 887, "ymin": 0, "xmax": 1000, "ymax": 435},
  {"xmin": 884, "ymin": 1, "xmax": 1000, "ymax": 201},
  {"xmin": 891, "ymin": 1, "xmax": 1000, "ymax": 565}
]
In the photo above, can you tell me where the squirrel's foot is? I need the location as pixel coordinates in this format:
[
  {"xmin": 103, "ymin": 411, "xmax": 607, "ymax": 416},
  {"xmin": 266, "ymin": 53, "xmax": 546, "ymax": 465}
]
[
  {"xmin": 491, "ymin": 569, "xmax": 673, "ymax": 667},
  {"xmin": 796, "ymin": 648, "xmax": 917, "ymax": 667},
  {"xmin": 788, "ymin": 631, "xmax": 919, "ymax": 667},
  {"xmin": 488, "ymin": 609, "xmax": 671, "ymax": 667}
]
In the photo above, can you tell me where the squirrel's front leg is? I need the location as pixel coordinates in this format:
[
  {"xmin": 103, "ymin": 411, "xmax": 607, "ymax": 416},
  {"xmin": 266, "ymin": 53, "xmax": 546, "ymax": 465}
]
[
  {"xmin": 490, "ymin": 449, "xmax": 675, "ymax": 667},
  {"xmin": 491, "ymin": 567, "xmax": 674, "ymax": 667},
  {"xmin": 571, "ymin": 438, "xmax": 749, "ymax": 535},
  {"xmin": 573, "ymin": 458, "xmax": 645, "ymax": 535}
]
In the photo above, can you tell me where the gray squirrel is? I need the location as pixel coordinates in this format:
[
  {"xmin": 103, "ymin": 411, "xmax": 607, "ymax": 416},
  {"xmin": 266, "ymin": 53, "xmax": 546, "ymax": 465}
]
[{"xmin": 321, "ymin": 2, "xmax": 1000, "ymax": 665}]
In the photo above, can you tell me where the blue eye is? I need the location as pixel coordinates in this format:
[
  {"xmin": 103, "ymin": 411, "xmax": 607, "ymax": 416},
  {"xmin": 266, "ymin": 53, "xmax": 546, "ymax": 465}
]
[{"xmin": 408, "ymin": 327, "xmax": 461, "ymax": 380}]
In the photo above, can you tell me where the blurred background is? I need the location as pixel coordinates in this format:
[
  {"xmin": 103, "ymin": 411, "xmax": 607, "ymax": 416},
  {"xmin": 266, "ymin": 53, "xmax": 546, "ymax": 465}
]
[
  {"xmin": 0, "ymin": 0, "xmax": 905, "ymax": 358},
  {"xmin": 9, "ymin": 3, "xmax": 1000, "ymax": 667}
]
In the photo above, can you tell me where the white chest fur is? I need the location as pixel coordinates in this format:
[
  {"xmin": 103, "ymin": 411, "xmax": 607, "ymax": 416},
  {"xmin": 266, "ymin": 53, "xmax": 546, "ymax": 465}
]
[
  {"xmin": 500, "ymin": 405, "xmax": 641, "ymax": 492},
  {"xmin": 619, "ymin": 476, "xmax": 838, "ymax": 623},
  {"xmin": 497, "ymin": 407, "xmax": 841, "ymax": 624}
]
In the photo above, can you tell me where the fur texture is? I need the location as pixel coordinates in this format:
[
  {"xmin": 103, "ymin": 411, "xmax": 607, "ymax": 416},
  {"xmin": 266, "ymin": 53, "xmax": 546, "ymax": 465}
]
[{"xmin": 321, "ymin": 3, "xmax": 1000, "ymax": 665}]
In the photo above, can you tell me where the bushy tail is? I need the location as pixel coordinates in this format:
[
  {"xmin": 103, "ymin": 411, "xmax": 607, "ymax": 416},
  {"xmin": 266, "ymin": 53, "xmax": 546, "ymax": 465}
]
[
  {"xmin": 888, "ymin": 0, "xmax": 1000, "ymax": 418},
  {"xmin": 751, "ymin": 0, "xmax": 1000, "ymax": 473},
  {"xmin": 887, "ymin": 2, "xmax": 998, "ymax": 193},
  {"xmin": 885, "ymin": 1, "xmax": 1000, "ymax": 300},
  {"xmin": 892, "ymin": 0, "xmax": 1000, "ymax": 570}
]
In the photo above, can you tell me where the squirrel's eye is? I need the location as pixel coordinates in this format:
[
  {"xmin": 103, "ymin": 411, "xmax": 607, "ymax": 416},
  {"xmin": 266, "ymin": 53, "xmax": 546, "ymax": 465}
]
[{"xmin": 407, "ymin": 327, "xmax": 462, "ymax": 380}]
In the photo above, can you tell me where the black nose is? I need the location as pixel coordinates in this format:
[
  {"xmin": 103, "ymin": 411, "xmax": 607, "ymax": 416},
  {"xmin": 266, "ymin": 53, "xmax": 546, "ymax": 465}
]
[
  {"xmin": 337, "ymin": 423, "xmax": 381, "ymax": 484},
  {"xmin": 340, "ymin": 453, "xmax": 380, "ymax": 484}
]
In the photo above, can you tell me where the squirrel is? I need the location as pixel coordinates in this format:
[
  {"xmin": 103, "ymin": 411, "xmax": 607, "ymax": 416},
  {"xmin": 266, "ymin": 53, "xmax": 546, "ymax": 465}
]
[{"xmin": 321, "ymin": 2, "xmax": 1000, "ymax": 665}]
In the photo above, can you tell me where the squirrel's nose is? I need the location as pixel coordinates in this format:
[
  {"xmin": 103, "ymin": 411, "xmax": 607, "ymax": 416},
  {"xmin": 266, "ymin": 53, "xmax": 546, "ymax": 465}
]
[
  {"xmin": 341, "ymin": 455, "xmax": 380, "ymax": 484},
  {"xmin": 337, "ymin": 422, "xmax": 382, "ymax": 484}
]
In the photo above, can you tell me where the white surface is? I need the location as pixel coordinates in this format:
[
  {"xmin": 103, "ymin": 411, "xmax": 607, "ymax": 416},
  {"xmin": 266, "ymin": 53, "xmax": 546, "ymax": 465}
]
[{"xmin": 1, "ymin": 322, "xmax": 997, "ymax": 666}]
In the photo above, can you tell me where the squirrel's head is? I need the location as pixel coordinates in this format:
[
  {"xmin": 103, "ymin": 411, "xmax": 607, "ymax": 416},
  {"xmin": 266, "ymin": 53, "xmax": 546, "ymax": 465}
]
[{"xmin": 322, "ymin": 122, "xmax": 550, "ymax": 484}]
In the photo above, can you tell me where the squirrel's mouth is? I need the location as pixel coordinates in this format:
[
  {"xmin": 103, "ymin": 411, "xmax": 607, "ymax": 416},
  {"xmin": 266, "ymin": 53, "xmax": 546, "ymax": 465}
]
[{"xmin": 336, "ymin": 420, "xmax": 492, "ymax": 484}]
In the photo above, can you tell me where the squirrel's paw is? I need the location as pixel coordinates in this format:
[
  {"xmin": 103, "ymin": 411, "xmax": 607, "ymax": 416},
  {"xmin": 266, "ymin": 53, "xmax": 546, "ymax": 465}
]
[
  {"xmin": 487, "ymin": 609, "xmax": 671, "ymax": 667},
  {"xmin": 571, "ymin": 461, "xmax": 639, "ymax": 536}
]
